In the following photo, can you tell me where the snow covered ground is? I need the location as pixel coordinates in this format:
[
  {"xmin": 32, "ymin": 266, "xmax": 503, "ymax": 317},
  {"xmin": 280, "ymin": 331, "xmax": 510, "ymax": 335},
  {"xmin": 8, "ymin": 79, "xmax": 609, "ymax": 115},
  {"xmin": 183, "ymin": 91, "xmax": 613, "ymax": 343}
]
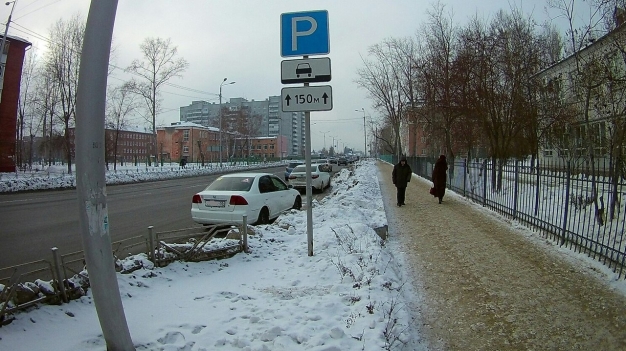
[{"xmin": 0, "ymin": 160, "xmax": 427, "ymax": 351}]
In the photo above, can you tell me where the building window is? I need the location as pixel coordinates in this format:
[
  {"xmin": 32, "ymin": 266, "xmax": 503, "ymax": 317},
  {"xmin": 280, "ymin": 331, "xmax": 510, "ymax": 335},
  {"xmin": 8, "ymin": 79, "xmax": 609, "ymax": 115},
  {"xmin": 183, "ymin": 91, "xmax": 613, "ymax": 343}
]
[
  {"xmin": 270, "ymin": 144, "xmax": 274, "ymax": 150},
  {"xmin": 183, "ymin": 130, "xmax": 189, "ymax": 141},
  {"xmin": 183, "ymin": 145, "xmax": 189, "ymax": 153}
]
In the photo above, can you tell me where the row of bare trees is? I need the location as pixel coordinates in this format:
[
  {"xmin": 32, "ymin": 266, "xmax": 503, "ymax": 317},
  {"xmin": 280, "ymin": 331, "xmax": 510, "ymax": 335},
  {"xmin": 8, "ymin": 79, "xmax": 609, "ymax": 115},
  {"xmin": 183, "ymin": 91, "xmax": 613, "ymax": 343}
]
[
  {"xmin": 357, "ymin": 0, "xmax": 625, "ymax": 167},
  {"xmin": 15, "ymin": 13, "xmax": 188, "ymax": 173}
]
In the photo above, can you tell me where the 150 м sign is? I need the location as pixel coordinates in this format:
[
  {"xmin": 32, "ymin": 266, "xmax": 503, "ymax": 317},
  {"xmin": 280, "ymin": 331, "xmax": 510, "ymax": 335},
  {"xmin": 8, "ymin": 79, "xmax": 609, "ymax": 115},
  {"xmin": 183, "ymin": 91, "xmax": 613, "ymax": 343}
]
[{"xmin": 281, "ymin": 85, "xmax": 333, "ymax": 112}]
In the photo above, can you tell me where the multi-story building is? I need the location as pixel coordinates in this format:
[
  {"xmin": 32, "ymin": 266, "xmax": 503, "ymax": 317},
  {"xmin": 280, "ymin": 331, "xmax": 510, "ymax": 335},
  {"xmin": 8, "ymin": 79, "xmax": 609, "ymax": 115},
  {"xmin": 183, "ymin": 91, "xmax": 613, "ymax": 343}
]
[
  {"xmin": 232, "ymin": 135, "xmax": 289, "ymax": 160},
  {"xmin": 0, "ymin": 35, "xmax": 32, "ymax": 172},
  {"xmin": 156, "ymin": 122, "xmax": 220, "ymax": 164},
  {"xmin": 532, "ymin": 10, "xmax": 626, "ymax": 162},
  {"xmin": 180, "ymin": 96, "xmax": 306, "ymax": 157},
  {"xmin": 68, "ymin": 127, "xmax": 154, "ymax": 165}
]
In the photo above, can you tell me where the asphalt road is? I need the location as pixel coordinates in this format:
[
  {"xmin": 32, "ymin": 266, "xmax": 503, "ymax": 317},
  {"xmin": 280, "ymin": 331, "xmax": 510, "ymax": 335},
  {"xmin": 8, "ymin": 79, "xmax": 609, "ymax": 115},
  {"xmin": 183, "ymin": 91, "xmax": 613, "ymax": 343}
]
[{"xmin": 0, "ymin": 166, "xmax": 287, "ymax": 268}]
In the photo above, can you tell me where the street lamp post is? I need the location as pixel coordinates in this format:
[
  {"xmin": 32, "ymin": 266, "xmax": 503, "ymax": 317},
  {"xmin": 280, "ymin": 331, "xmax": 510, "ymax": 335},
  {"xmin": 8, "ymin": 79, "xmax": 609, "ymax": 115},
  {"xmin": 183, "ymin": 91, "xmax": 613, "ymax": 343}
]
[
  {"xmin": 355, "ymin": 108, "xmax": 367, "ymax": 158},
  {"xmin": 219, "ymin": 78, "xmax": 235, "ymax": 167},
  {"xmin": 319, "ymin": 130, "xmax": 329, "ymax": 153},
  {"xmin": 0, "ymin": 0, "xmax": 17, "ymax": 103}
]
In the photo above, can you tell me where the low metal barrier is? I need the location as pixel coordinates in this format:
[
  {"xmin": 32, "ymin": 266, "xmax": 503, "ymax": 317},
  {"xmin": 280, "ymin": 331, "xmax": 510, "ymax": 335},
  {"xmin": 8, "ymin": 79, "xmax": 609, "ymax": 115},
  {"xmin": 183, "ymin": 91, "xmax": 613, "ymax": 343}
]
[
  {"xmin": 0, "ymin": 217, "xmax": 250, "ymax": 325},
  {"xmin": 0, "ymin": 259, "xmax": 61, "ymax": 325}
]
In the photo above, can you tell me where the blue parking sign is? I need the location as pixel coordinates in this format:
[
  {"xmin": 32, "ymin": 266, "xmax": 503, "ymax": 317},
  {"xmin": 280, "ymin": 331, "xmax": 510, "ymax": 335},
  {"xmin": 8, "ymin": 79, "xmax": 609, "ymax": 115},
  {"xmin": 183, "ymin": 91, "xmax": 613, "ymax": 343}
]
[{"xmin": 281, "ymin": 10, "xmax": 329, "ymax": 57}]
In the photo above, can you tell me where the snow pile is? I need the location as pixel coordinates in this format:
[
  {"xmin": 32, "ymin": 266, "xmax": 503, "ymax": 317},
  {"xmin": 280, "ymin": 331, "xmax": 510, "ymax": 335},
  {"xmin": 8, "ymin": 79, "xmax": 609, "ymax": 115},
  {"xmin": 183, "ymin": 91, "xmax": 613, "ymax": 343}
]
[{"xmin": 0, "ymin": 162, "xmax": 281, "ymax": 193}]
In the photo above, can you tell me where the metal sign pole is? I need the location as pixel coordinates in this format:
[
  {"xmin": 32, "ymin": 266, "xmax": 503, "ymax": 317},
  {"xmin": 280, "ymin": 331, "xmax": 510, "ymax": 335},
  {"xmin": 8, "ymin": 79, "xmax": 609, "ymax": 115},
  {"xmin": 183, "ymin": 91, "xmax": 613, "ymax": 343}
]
[
  {"xmin": 303, "ymin": 57, "xmax": 314, "ymax": 256},
  {"xmin": 280, "ymin": 10, "xmax": 331, "ymax": 257}
]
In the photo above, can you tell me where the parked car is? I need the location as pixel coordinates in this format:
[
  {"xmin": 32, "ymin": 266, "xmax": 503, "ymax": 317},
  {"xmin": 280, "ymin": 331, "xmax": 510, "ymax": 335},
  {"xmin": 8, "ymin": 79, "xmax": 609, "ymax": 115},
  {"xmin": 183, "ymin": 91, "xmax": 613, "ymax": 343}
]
[
  {"xmin": 314, "ymin": 159, "xmax": 334, "ymax": 173},
  {"xmin": 285, "ymin": 160, "xmax": 305, "ymax": 180},
  {"xmin": 288, "ymin": 163, "xmax": 332, "ymax": 192},
  {"xmin": 337, "ymin": 157, "xmax": 348, "ymax": 166},
  {"xmin": 192, "ymin": 173, "xmax": 301, "ymax": 225}
]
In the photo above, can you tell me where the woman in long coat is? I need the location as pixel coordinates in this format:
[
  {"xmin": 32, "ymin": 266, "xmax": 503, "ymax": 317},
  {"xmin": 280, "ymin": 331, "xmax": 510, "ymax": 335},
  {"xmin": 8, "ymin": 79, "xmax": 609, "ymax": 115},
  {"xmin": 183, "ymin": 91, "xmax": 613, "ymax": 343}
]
[{"xmin": 431, "ymin": 155, "xmax": 448, "ymax": 204}]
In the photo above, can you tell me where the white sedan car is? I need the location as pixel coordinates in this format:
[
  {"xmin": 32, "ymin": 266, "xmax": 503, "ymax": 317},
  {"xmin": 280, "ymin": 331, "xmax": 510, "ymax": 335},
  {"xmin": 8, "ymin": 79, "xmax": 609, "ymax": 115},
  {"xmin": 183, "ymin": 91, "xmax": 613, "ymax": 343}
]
[
  {"xmin": 287, "ymin": 163, "xmax": 332, "ymax": 192},
  {"xmin": 192, "ymin": 173, "xmax": 302, "ymax": 225}
]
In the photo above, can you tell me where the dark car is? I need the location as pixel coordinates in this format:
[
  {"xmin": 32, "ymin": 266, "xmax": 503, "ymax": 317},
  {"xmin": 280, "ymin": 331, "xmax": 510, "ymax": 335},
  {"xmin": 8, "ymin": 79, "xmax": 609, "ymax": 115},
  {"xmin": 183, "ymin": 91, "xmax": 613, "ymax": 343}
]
[
  {"xmin": 285, "ymin": 161, "xmax": 304, "ymax": 180},
  {"xmin": 338, "ymin": 157, "xmax": 348, "ymax": 166}
]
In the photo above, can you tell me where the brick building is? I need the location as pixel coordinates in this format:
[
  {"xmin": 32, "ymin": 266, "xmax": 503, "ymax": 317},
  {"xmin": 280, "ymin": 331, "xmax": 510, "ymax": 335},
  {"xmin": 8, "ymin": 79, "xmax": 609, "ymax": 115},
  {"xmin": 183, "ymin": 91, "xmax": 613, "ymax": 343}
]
[
  {"xmin": 156, "ymin": 122, "xmax": 220, "ymax": 164},
  {"xmin": 68, "ymin": 127, "xmax": 154, "ymax": 165},
  {"xmin": 233, "ymin": 135, "xmax": 289, "ymax": 160},
  {"xmin": 0, "ymin": 35, "xmax": 32, "ymax": 172}
]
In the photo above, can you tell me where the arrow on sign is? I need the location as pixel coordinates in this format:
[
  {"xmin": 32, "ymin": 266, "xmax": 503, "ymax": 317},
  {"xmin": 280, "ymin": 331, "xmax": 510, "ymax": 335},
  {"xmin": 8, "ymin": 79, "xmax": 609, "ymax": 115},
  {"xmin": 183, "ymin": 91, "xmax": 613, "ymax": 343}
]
[
  {"xmin": 322, "ymin": 93, "xmax": 329, "ymax": 104},
  {"xmin": 285, "ymin": 95, "xmax": 291, "ymax": 106}
]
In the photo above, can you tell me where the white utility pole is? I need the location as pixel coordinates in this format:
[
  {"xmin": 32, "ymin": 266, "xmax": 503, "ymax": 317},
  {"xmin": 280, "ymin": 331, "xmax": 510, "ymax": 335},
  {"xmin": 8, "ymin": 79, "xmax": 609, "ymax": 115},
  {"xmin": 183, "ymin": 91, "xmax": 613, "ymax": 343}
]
[{"xmin": 75, "ymin": 0, "xmax": 135, "ymax": 349}]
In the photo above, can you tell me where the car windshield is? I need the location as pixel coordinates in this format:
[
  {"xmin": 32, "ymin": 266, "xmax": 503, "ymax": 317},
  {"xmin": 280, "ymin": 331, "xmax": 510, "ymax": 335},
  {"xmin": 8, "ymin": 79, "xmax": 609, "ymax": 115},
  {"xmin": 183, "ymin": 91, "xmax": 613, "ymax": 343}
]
[
  {"xmin": 205, "ymin": 176, "xmax": 254, "ymax": 191},
  {"xmin": 293, "ymin": 165, "xmax": 323, "ymax": 173},
  {"xmin": 292, "ymin": 165, "xmax": 309, "ymax": 172}
]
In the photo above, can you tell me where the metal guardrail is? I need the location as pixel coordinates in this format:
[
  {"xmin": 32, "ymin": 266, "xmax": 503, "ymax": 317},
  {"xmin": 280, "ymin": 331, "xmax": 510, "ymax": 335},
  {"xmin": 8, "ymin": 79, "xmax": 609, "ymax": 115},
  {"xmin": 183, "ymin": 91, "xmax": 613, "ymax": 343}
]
[
  {"xmin": 388, "ymin": 155, "xmax": 626, "ymax": 279},
  {"xmin": 151, "ymin": 221, "xmax": 247, "ymax": 267},
  {"xmin": 0, "ymin": 258, "xmax": 61, "ymax": 325}
]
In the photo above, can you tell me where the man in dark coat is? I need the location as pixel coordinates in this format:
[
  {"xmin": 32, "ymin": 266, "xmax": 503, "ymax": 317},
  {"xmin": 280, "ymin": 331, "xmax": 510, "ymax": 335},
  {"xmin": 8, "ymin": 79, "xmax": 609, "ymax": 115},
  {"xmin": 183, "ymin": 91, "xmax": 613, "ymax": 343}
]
[
  {"xmin": 392, "ymin": 156, "xmax": 412, "ymax": 207},
  {"xmin": 431, "ymin": 155, "xmax": 448, "ymax": 204}
]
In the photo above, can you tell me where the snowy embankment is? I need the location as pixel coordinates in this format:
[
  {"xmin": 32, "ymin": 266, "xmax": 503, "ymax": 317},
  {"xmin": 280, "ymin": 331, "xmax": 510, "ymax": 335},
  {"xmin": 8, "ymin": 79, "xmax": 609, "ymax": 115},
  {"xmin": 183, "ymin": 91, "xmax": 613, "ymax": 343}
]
[{"xmin": 0, "ymin": 162, "xmax": 280, "ymax": 193}]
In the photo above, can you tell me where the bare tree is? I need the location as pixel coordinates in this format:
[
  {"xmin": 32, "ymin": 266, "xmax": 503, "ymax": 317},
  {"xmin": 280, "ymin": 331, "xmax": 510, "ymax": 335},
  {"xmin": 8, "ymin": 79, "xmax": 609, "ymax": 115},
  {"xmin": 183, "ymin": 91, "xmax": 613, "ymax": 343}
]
[
  {"xmin": 356, "ymin": 38, "xmax": 411, "ymax": 158},
  {"xmin": 419, "ymin": 2, "xmax": 469, "ymax": 163},
  {"xmin": 457, "ymin": 10, "xmax": 545, "ymax": 190},
  {"xmin": 105, "ymin": 82, "xmax": 138, "ymax": 170},
  {"xmin": 44, "ymin": 14, "xmax": 85, "ymax": 174},
  {"xmin": 18, "ymin": 49, "xmax": 40, "ymax": 169},
  {"xmin": 33, "ymin": 53, "xmax": 62, "ymax": 166},
  {"xmin": 125, "ymin": 37, "xmax": 188, "ymax": 166},
  {"xmin": 547, "ymin": 0, "xmax": 625, "ymax": 222}
]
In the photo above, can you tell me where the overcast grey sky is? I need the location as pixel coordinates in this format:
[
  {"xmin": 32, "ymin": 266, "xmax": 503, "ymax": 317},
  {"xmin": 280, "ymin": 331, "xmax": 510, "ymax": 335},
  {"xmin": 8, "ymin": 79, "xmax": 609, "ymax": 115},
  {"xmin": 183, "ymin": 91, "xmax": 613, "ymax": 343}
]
[{"xmin": 4, "ymin": 0, "xmax": 558, "ymax": 152}]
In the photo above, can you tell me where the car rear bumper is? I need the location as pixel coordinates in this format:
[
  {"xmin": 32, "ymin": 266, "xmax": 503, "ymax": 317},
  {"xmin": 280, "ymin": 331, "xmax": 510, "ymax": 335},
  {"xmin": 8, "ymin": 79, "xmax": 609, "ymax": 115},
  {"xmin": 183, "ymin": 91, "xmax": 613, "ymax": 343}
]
[
  {"xmin": 191, "ymin": 208, "xmax": 250, "ymax": 225},
  {"xmin": 289, "ymin": 179, "xmax": 322, "ymax": 189}
]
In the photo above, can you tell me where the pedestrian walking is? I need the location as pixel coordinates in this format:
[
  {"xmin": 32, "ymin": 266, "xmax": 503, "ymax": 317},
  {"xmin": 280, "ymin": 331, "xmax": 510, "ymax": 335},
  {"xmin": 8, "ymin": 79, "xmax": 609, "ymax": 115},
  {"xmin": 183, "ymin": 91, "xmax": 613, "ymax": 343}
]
[
  {"xmin": 431, "ymin": 155, "xmax": 448, "ymax": 204},
  {"xmin": 392, "ymin": 156, "xmax": 412, "ymax": 207}
]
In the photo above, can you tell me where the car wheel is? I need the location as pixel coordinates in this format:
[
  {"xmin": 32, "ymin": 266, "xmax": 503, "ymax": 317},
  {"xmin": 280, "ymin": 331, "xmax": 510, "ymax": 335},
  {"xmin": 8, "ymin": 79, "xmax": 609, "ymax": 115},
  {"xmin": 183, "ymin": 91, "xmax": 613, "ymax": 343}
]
[
  {"xmin": 256, "ymin": 207, "xmax": 270, "ymax": 225},
  {"xmin": 292, "ymin": 196, "xmax": 302, "ymax": 210}
]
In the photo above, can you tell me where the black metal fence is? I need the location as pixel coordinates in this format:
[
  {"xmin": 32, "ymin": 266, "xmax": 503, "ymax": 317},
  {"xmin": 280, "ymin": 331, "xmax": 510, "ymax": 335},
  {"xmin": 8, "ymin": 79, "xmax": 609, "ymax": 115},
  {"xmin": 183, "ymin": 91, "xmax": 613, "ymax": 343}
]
[{"xmin": 388, "ymin": 155, "xmax": 626, "ymax": 279}]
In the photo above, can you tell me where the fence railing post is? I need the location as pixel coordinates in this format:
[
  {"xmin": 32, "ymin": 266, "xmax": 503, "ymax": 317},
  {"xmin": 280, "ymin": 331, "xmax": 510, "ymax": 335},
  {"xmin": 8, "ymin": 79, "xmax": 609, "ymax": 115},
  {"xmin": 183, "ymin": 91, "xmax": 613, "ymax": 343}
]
[
  {"xmin": 534, "ymin": 158, "xmax": 540, "ymax": 216},
  {"xmin": 482, "ymin": 159, "xmax": 488, "ymax": 207},
  {"xmin": 51, "ymin": 247, "xmax": 68, "ymax": 303},
  {"xmin": 560, "ymin": 161, "xmax": 571, "ymax": 246},
  {"xmin": 513, "ymin": 160, "xmax": 519, "ymax": 219},
  {"xmin": 463, "ymin": 158, "xmax": 467, "ymax": 197},
  {"xmin": 147, "ymin": 226, "xmax": 155, "ymax": 264},
  {"xmin": 242, "ymin": 215, "xmax": 249, "ymax": 253}
]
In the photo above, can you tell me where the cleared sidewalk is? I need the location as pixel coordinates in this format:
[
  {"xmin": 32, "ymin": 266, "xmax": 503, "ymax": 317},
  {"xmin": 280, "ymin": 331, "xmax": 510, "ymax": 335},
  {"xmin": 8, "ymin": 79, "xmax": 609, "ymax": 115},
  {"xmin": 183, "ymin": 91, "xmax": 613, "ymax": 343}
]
[{"xmin": 376, "ymin": 161, "xmax": 626, "ymax": 351}]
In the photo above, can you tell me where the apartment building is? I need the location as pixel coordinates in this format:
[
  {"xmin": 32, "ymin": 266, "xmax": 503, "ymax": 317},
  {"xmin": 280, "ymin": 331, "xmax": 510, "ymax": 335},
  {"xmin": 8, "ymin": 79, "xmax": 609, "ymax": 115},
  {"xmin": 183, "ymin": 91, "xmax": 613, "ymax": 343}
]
[
  {"xmin": 0, "ymin": 35, "xmax": 32, "ymax": 172},
  {"xmin": 232, "ymin": 135, "xmax": 289, "ymax": 160},
  {"xmin": 532, "ymin": 10, "xmax": 626, "ymax": 161},
  {"xmin": 156, "ymin": 122, "xmax": 220, "ymax": 164},
  {"xmin": 68, "ymin": 127, "xmax": 154, "ymax": 164},
  {"xmin": 180, "ymin": 96, "xmax": 306, "ymax": 157}
]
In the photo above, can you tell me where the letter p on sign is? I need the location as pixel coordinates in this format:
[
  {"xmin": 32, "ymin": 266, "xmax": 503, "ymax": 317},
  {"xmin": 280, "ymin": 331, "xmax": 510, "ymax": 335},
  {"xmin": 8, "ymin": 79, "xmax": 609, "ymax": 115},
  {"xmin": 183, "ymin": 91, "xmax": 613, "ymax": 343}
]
[{"xmin": 281, "ymin": 10, "xmax": 329, "ymax": 57}]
